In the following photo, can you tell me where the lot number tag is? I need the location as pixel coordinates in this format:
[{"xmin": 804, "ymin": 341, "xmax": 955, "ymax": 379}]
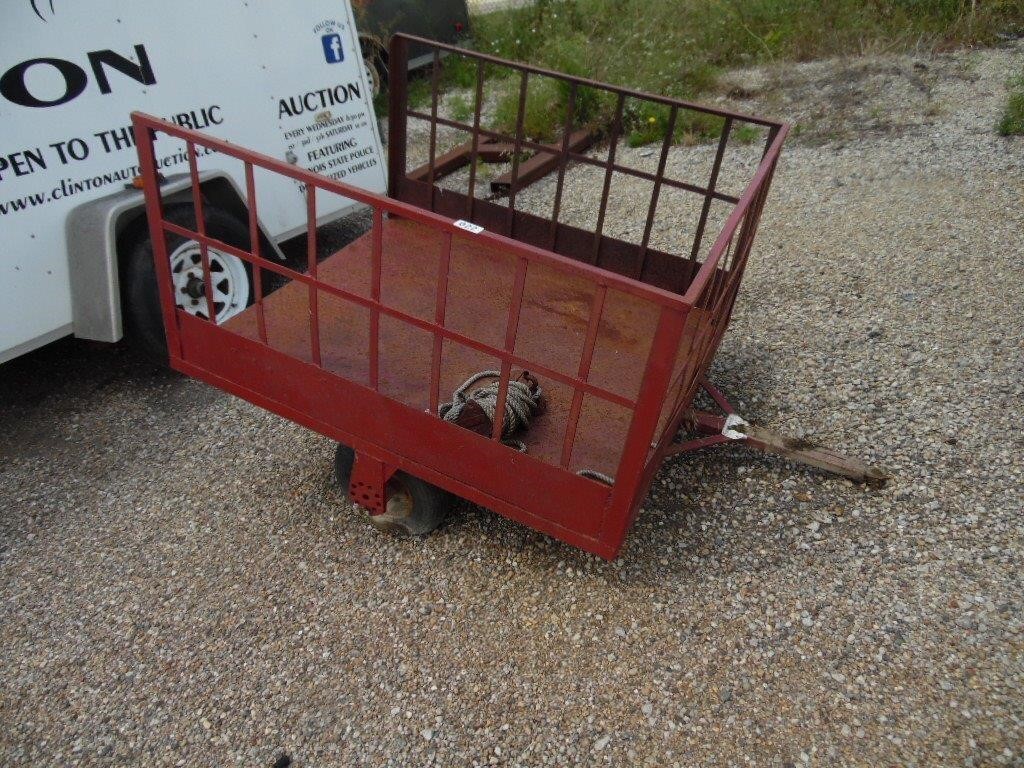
[{"xmin": 454, "ymin": 219, "xmax": 484, "ymax": 234}]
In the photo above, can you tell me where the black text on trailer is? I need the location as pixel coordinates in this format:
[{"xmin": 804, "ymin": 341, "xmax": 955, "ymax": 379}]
[{"xmin": 0, "ymin": 0, "xmax": 385, "ymax": 364}]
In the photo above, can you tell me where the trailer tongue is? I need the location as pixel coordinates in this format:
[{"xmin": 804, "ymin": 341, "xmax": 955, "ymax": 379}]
[{"xmin": 132, "ymin": 35, "xmax": 884, "ymax": 559}]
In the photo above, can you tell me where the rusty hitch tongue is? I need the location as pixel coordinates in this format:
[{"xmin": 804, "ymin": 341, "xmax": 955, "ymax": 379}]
[{"xmin": 683, "ymin": 409, "xmax": 889, "ymax": 487}]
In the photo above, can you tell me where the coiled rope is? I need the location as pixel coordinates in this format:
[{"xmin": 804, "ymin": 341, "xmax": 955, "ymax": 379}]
[
  {"xmin": 439, "ymin": 370, "xmax": 543, "ymax": 452},
  {"xmin": 439, "ymin": 370, "xmax": 615, "ymax": 485}
]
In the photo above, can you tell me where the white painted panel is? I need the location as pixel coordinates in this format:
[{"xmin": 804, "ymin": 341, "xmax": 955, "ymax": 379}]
[{"xmin": 0, "ymin": 0, "xmax": 385, "ymax": 358}]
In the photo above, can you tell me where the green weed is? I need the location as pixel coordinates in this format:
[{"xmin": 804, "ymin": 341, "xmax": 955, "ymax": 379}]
[
  {"xmin": 470, "ymin": 0, "xmax": 1023, "ymax": 143},
  {"xmin": 998, "ymin": 71, "xmax": 1024, "ymax": 136},
  {"xmin": 407, "ymin": 76, "xmax": 432, "ymax": 110},
  {"xmin": 449, "ymin": 93, "xmax": 473, "ymax": 123},
  {"xmin": 733, "ymin": 124, "xmax": 762, "ymax": 145},
  {"xmin": 475, "ymin": 0, "xmax": 1021, "ymax": 92}
]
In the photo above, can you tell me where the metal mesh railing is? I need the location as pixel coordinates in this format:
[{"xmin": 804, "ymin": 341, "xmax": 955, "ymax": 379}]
[
  {"xmin": 388, "ymin": 34, "xmax": 785, "ymax": 297},
  {"xmin": 132, "ymin": 113, "xmax": 688, "ymax": 489},
  {"xmin": 385, "ymin": 35, "xmax": 788, "ymax": 469}
]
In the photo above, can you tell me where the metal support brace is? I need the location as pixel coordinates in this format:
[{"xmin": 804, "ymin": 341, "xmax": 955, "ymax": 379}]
[{"xmin": 348, "ymin": 452, "xmax": 397, "ymax": 516}]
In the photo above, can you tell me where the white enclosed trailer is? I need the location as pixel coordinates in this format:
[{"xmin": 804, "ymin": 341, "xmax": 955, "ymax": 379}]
[{"xmin": 0, "ymin": 0, "xmax": 385, "ymax": 363}]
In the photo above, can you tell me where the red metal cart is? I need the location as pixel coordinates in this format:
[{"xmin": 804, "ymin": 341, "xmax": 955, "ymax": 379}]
[{"xmin": 133, "ymin": 35, "xmax": 882, "ymax": 559}]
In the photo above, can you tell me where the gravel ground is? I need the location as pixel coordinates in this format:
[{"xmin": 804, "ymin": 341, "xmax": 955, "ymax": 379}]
[{"xmin": 2, "ymin": 42, "xmax": 1023, "ymax": 767}]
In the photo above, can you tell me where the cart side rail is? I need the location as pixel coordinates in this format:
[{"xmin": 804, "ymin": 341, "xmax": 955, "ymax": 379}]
[
  {"xmin": 132, "ymin": 113, "xmax": 689, "ymax": 553},
  {"xmin": 386, "ymin": 34, "xmax": 788, "ymax": 299},
  {"xmin": 645, "ymin": 142, "xmax": 785, "ymax": 488},
  {"xmin": 133, "ymin": 115, "xmax": 684, "ymax": 311}
]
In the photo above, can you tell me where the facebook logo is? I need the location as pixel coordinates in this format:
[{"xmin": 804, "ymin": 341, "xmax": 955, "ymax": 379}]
[{"xmin": 321, "ymin": 33, "xmax": 343, "ymax": 63}]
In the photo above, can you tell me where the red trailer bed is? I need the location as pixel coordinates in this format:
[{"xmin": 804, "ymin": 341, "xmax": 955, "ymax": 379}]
[
  {"xmin": 132, "ymin": 36, "xmax": 882, "ymax": 559},
  {"xmin": 224, "ymin": 214, "xmax": 663, "ymax": 480}
]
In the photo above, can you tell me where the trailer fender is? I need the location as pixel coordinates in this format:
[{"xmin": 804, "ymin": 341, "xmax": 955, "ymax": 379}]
[{"xmin": 65, "ymin": 171, "xmax": 281, "ymax": 343}]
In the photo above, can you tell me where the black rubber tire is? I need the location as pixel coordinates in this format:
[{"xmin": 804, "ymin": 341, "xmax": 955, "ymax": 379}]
[
  {"xmin": 334, "ymin": 443, "xmax": 450, "ymax": 536},
  {"xmin": 120, "ymin": 204, "xmax": 253, "ymax": 366}
]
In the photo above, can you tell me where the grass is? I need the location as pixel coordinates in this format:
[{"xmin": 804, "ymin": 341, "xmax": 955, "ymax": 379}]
[
  {"xmin": 408, "ymin": 76, "xmax": 433, "ymax": 110},
  {"xmin": 623, "ymin": 102, "xmax": 727, "ymax": 147},
  {"xmin": 998, "ymin": 69, "xmax": 1024, "ymax": 136},
  {"xmin": 468, "ymin": 0, "xmax": 1024, "ymax": 145},
  {"xmin": 449, "ymin": 93, "xmax": 474, "ymax": 122}
]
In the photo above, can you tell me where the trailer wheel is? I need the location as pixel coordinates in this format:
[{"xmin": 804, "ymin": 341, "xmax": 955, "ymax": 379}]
[
  {"xmin": 334, "ymin": 444, "xmax": 450, "ymax": 536},
  {"xmin": 360, "ymin": 37, "xmax": 387, "ymax": 96},
  {"xmin": 121, "ymin": 204, "xmax": 254, "ymax": 364}
]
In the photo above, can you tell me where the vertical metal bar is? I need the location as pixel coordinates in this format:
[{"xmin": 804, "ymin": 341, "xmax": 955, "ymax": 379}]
[
  {"xmin": 547, "ymin": 82, "xmax": 577, "ymax": 250},
  {"xmin": 465, "ymin": 59, "xmax": 486, "ymax": 220},
  {"xmin": 666, "ymin": 311, "xmax": 704, "ymax": 428},
  {"xmin": 690, "ymin": 117, "xmax": 732, "ymax": 261},
  {"xmin": 491, "ymin": 361, "xmax": 513, "ymax": 441},
  {"xmin": 505, "ymin": 70, "xmax": 529, "ymax": 237},
  {"xmin": 762, "ymin": 124, "xmax": 779, "ymax": 160},
  {"xmin": 306, "ymin": 185, "xmax": 321, "ymax": 367},
  {"xmin": 718, "ymin": 176, "xmax": 771, "ymax": 330},
  {"xmin": 723, "ymin": 222, "xmax": 738, "ymax": 276},
  {"xmin": 132, "ymin": 116, "xmax": 182, "ymax": 360},
  {"xmin": 701, "ymin": 378, "xmax": 734, "ymax": 414},
  {"xmin": 589, "ymin": 93, "xmax": 626, "ymax": 265},
  {"xmin": 186, "ymin": 141, "xmax": 217, "ymax": 323},
  {"xmin": 369, "ymin": 207, "xmax": 382, "ymax": 390},
  {"xmin": 702, "ymin": 233, "xmax": 733, "ymax": 310},
  {"xmin": 689, "ymin": 230, "xmax": 738, "ymax": 385},
  {"xmin": 244, "ymin": 163, "xmax": 267, "ymax": 344},
  {"xmin": 560, "ymin": 284, "xmax": 607, "ymax": 468},
  {"xmin": 429, "ymin": 231, "xmax": 453, "ymax": 415},
  {"xmin": 696, "ymin": 153, "xmax": 761, "ymax": 385},
  {"xmin": 602, "ymin": 305, "xmax": 686, "ymax": 543},
  {"xmin": 387, "ymin": 35, "xmax": 410, "ymax": 198},
  {"xmin": 634, "ymin": 105, "xmax": 678, "ymax": 279},
  {"xmin": 741, "ymin": 163, "xmax": 775, "ymax": 260},
  {"xmin": 491, "ymin": 258, "xmax": 528, "ymax": 441},
  {"xmin": 427, "ymin": 49, "xmax": 441, "ymax": 213},
  {"xmin": 186, "ymin": 141, "xmax": 204, "ymax": 240},
  {"xmin": 729, "ymin": 173, "xmax": 768, "ymax": 277}
]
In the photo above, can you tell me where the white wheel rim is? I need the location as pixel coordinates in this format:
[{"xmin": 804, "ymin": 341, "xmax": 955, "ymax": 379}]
[
  {"xmin": 169, "ymin": 241, "xmax": 250, "ymax": 323},
  {"xmin": 364, "ymin": 56, "xmax": 380, "ymax": 97}
]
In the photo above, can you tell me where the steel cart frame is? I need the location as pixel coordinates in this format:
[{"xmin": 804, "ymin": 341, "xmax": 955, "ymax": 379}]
[{"xmin": 133, "ymin": 35, "xmax": 882, "ymax": 559}]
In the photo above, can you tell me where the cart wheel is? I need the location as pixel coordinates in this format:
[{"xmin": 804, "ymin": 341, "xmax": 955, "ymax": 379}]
[
  {"xmin": 334, "ymin": 444, "xmax": 449, "ymax": 536},
  {"xmin": 120, "ymin": 204, "xmax": 254, "ymax": 365}
]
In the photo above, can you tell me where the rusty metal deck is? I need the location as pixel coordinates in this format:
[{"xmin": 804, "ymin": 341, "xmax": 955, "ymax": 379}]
[{"xmin": 226, "ymin": 215, "xmax": 662, "ymax": 478}]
